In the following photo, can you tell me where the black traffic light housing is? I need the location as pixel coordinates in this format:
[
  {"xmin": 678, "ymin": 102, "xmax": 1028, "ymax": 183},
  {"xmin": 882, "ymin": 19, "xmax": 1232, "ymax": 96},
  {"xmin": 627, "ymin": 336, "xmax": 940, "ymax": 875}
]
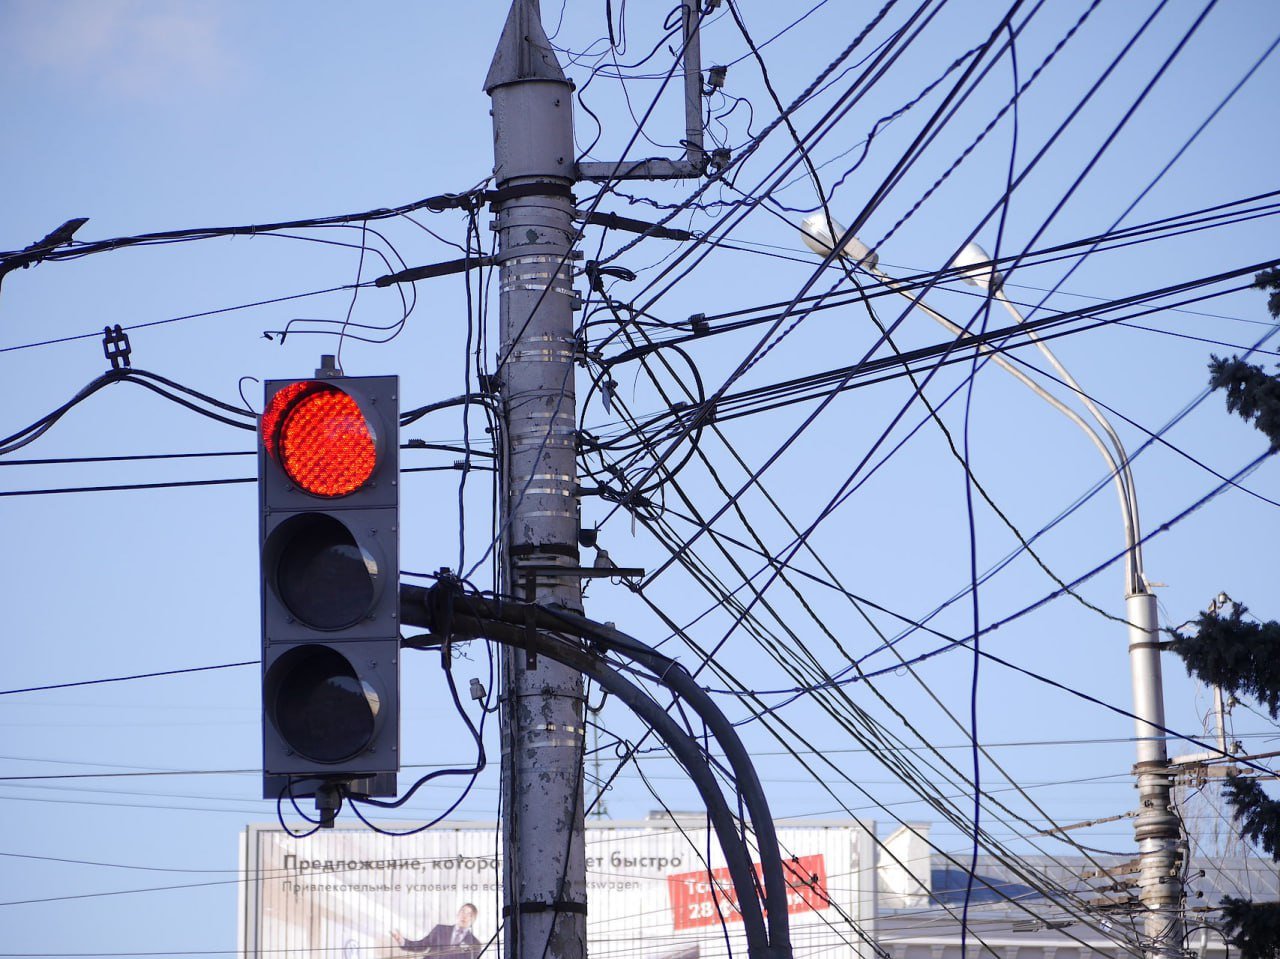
[{"xmin": 259, "ymin": 371, "xmax": 400, "ymax": 801}]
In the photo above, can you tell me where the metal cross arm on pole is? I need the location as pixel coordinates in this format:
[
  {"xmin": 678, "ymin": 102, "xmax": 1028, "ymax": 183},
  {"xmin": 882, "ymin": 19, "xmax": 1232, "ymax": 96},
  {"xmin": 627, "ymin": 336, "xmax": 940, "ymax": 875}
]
[
  {"xmin": 574, "ymin": 210, "xmax": 693, "ymax": 242},
  {"xmin": 575, "ymin": 1, "xmax": 713, "ymax": 183},
  {"xmin": 374, "ymin": 256, "xmax": 499, "ymax": 287}
]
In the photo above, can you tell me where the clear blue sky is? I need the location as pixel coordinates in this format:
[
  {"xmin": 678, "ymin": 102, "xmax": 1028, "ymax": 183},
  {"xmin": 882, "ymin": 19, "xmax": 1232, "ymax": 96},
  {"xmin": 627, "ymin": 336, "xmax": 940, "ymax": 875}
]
[{"xmin": 2, "ymin": 2, "xmax": 1278, "ymax": 957}]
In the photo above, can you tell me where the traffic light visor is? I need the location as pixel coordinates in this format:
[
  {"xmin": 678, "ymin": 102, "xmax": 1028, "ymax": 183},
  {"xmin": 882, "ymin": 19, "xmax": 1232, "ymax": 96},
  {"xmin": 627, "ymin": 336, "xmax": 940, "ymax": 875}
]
[
  {"xmin": 262, "ymin": 382, "xmax": 377, "ymax": 497},
  {"xmin": 266, "ymin": 645, "xmax": 382, "ymax": 763}
]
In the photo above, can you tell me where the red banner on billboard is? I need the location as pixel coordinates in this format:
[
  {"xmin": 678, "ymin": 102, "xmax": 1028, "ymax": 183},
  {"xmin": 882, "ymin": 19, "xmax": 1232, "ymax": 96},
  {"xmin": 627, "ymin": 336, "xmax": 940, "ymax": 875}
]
[{"xmin": 666, "ymin": 854, "xmax": 829, "ymax": 930}]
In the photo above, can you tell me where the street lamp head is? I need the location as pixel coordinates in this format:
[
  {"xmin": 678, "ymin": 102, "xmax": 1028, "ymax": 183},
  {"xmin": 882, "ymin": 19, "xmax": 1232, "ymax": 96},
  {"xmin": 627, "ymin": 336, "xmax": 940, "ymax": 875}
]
[
  {"xmin": 798, "ymin": 213, "xmax": 879, "ymax": 269},
  {"xmin": 951, "ymin": 240, "xmax": 1003, "ymax": 291}
]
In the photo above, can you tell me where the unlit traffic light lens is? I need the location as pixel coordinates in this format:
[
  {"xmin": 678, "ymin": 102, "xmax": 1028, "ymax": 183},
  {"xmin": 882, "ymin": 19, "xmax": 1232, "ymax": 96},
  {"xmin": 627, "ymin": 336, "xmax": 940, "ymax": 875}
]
[
  {"xmin": 269, "ymin": 645, "xmax": 380, "ymax": 763},
  {"xmin": 263, "ymin": 383, "xmax": 377, "ymax": 497},
  {"xmin": 273, "ymin": 514, "xmax": 377, "ymax": 630}
]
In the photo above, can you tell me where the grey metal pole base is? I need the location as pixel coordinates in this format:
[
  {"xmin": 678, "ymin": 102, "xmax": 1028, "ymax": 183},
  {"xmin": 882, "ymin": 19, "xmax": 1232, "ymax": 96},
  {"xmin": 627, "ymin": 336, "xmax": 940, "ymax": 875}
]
[{"xmin": 1127, "ymin": 591, "xmax": 1184, "ymax": 958}]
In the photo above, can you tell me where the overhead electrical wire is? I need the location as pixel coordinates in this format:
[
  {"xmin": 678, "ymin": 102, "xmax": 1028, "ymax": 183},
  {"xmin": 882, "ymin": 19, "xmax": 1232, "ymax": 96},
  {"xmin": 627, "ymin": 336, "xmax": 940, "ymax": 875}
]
[
  {"xmin": 568, "ymin": 9, "xmax": 1269, "ymax": 952},
  {"xmin": 7, "ymin": 2, "xmax": 1277, "ymax": 947},
  {"xmin": 577, "ymin": 342, "xmax": 1140, "ymax": 951},
  {"xmin": 595, "ymin": 0, "xmax": 1186, "ymax": 513},
  {"xmin": 0, "ymin": 190, "xmax": 484, "ymax": 269},
  {"xmin": 589, "ymin": 188, "xmax": 1280, "ymax": 361},
  {"xmin": 588, "ymin": 2, "xmax": 1061, "ymax": 533},
  {"xmin": 581, "ymin": 26, "xmax": 1280, "ymax": 937},
  {"xmin": 849, "ymin": 315, "xmax": 1280, "ymax": 675},
  {"xmin": 588, "ymin": 3, "xmax": 1269, "ymax": 606}
]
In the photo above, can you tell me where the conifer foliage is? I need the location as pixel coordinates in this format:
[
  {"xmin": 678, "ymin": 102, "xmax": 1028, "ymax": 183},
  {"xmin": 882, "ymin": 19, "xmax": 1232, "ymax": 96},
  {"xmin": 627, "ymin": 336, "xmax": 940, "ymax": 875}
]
[
  {"xmin": 1169, "ymin": 608, "xmax": 1280, "ymax": 719},
  {"xmin": 1207, "ymin": 269, "xmax": 1280, "ymax": 450},
  {"xmin": 1219, "ymin": 897, "xmax": 1280, "ymax": 959},
  {"xmin": 1170, "ymin": 608, "xmax": 1280, "ymax": 959},
  {"xmin": 1165, "ymin": 271, "xmax": 1280, "ymax": 959}
]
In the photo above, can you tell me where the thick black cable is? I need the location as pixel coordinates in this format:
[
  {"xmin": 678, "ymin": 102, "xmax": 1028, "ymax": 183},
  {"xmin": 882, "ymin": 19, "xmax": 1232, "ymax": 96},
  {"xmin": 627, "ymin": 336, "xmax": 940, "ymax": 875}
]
[{"xmin": 0, "ymin": 191, "xmax": 484, "ymax": 267}]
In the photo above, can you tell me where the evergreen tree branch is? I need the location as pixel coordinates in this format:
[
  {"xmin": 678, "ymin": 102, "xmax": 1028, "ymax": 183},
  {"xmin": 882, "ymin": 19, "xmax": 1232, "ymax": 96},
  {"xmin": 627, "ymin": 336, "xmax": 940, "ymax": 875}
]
[
  {"xmin": 1207, "ymin": 271, "xmax": 1280, "ymax": 448},
  {"xmin": 1221, "ymin": 897, "xmax": 1280, "ymax": 959},
  {"xmin": 1169, "ymin": 607, "xmax": 1280, "ymax": 718},
  {"xmin": 1225, "ymin": 772, "xmax": 1280, "ymax": 858},
  {"xmin": 1252, "ymin": 268, "xmax": 1280, "ymax": 321}
]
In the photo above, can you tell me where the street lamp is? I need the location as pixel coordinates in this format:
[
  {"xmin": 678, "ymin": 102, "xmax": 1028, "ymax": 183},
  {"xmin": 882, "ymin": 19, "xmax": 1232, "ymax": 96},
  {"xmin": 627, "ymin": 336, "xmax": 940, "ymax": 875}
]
[{"xmin": 798, "ymin": 214, "xmax": 1183, "ymax": 959}]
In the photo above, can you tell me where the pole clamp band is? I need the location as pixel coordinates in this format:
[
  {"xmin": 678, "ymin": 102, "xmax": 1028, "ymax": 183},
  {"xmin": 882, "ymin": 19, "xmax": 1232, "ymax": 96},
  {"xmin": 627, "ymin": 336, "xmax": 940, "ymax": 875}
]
[
  {"xmin": 503, "ymin": 900, "xmax": 588, "ymax": 917},
  {"xmin": 488, "ymin": 182, "xmax": 575, "ymax": 206}
]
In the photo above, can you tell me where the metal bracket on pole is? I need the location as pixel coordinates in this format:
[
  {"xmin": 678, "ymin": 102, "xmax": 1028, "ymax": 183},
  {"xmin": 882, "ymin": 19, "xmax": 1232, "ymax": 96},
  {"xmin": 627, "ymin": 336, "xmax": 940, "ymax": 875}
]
[
  {"xmin": 576, "ymin": 1, "xmax": 710, "ymax": 182},
  {"xmin": 518, "ymin": 566, "xmax": 646, "ymax": 666},
  {"xmin": 576, "ymin": 158, "xmax": 705, "ymax": 181},
  {"xmin": 519, "ymin": 564, "xmax": 646, "ymax": 585}
]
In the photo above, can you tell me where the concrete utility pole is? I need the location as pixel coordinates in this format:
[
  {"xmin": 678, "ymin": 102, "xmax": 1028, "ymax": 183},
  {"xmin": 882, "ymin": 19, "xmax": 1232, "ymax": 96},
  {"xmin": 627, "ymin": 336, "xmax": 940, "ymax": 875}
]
[{"xmin": 485, "ymin": 5, "xmax": 587, "ymax": 959}]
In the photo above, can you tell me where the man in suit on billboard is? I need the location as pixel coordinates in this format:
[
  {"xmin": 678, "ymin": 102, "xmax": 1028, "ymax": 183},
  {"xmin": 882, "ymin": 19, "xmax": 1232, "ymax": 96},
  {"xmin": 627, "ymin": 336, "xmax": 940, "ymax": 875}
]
[{"xmin": 392, "ymin": 903, "xmax": 481, "ymax": 958}]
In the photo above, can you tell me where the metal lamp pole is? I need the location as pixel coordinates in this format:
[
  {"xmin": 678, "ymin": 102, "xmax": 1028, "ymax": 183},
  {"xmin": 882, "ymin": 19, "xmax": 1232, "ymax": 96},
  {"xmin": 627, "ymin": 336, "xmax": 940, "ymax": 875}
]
[
  {"xmin": 799, "ymin": 216, "xmax": 1184, "ymax": 959},
  {"xmin": 955, "ymin": 243, "xmax": 1182, "ymax": 959}
]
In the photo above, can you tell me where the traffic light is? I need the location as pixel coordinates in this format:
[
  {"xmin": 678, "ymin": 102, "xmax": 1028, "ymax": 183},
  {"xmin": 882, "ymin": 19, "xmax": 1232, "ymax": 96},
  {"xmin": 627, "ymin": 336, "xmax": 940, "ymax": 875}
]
[{"xmin": 259, "ymin": 368, "xmax": 400, "ymax": 801}]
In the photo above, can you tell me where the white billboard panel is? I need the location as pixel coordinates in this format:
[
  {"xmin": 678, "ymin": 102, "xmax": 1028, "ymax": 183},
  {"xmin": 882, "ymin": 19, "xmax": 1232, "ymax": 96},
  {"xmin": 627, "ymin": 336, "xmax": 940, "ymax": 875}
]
[{"xmin": 238, "ymin": 820, "xmax": 876, "ymax": 959}]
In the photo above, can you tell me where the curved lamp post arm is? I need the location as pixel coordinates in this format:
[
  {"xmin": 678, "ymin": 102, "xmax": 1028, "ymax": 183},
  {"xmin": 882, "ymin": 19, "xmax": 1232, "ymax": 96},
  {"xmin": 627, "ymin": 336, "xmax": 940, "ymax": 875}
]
[
  {"xmin": 799, "ymin": 216, "xmax": 1177, "ymax": 956},
  {"xmin": 872, "ymin": 265, "xmax": 1143, "ymax": 590},
  {"xmin": 946, "ymin": 247, "xmax": 1178, "ymax": 957},
  {"xmin": 798, "ymin": 214, "xmax": 1143, "ymax": 595},
  {"xmin": 987, "ymin": 283, "xmax": 1145, "ymax": 591},
  {"xmin": 953, "ymin": 240, "xmax": 1145, "ymax": 593}
]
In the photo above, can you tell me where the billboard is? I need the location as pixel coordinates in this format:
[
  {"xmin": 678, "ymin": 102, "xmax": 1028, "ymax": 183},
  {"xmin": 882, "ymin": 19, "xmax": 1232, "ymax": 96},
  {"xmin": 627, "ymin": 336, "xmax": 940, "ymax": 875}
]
[{"xmin": 238, "ymin": 819, "xmax": 878, "ymax": 959}]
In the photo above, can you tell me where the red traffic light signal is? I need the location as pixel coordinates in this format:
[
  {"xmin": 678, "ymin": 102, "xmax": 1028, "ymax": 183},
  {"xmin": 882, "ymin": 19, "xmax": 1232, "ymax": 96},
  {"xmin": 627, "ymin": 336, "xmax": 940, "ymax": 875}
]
[
  {"xmin": 262, "ymin": 380, "xmax": 380, "ymax": 497},
  {"xmin": 259, "ymin": 372, "xmax": 399, "ymax": 799}
]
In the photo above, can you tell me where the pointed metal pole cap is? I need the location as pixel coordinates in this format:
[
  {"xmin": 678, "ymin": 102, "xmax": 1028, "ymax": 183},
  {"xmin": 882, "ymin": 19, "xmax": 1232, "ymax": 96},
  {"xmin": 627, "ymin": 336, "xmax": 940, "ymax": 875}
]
[{"xmin": 484, "ymin": 0, "xmax": 569, "ymax": 92}]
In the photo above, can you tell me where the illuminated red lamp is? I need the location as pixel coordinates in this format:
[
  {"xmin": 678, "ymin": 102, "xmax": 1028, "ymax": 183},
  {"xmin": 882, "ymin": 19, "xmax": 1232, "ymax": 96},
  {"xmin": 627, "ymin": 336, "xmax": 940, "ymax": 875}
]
[{"xmin": 262, "ymin": 382, "xmax": 376, "ymax": 497}]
